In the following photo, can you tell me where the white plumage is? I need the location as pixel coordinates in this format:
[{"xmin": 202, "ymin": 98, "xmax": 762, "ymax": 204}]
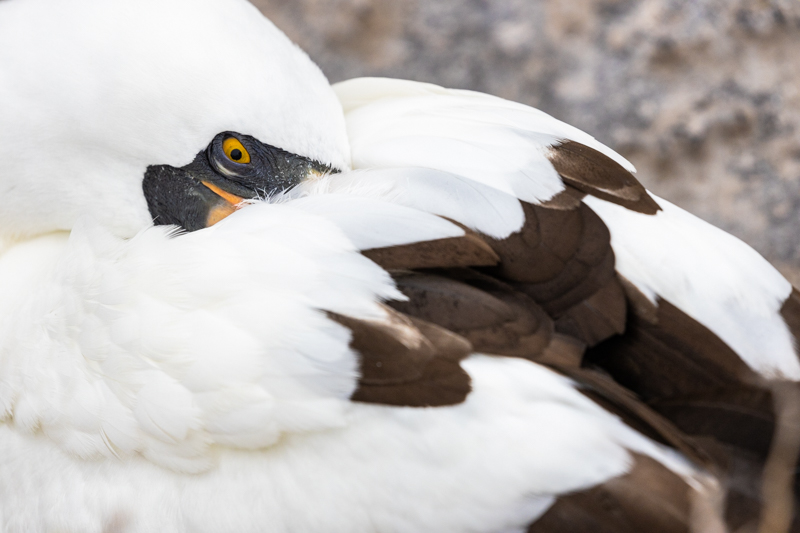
[{"xmin": 0, "ymin": 0, "xmax": 791, "ymax": 532}]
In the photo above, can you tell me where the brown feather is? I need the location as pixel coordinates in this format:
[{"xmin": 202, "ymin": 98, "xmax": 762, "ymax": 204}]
[
  {"xmin": 546, "ymin": 140, "xmax": 661, "ymax": 215},
  {"xmin": 585, "ymin": 297, "xmax": 774, "ymax": 457},
  {"xmin": 649, "ymin": 390, "xmax": 775, "ymax": 459},
  {"xmin": 484, "ymin": 201, "xmax": 625, "ymax": 346},
  {"xmin": 362, "ymin": 232, "xmax": 498, "ymax": 271},
  {"xmin": 487, "ymin": 202, "xmax": 614, "ymax": 312},
  {"xmin": 389, "ymin": 269, "xmax": 555, "ymax": 359},
  {"xmin": 553, "ymin": 275, "xmax": 627, "ymax": 345},
  {"xmin": 329, "ymin": 308, "xmax": 472, "ymax": 407},
  {"xmin": 537, "ymin": 333, "xmax": 585, "ymax": 368},
  {"xmin": 527, "ymin": 454, "xmax": 692, "ymax": 533}
]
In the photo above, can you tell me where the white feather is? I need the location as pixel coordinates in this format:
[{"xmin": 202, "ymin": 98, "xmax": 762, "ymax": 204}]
[
  {"xmin": 334, "ymin": 78, "xmax": 638, "ymax": 206},
  {"xmin": 279, "ymin": 193, "xmax": 465, "ymax": 250},
  {"xmin": 296, "ymin": 168, "xmax": 525, "ymax": 239},
  {"xmin": 334, "ymin": 77, "xmax": 635, "ymax": 173}
]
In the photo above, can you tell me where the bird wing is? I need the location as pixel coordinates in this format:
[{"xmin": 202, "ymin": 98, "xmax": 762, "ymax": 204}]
[
  {"xmin": 332, "ymin": 76, "xmax": 800, "ymax": 379},
  {"xmin": 325, "ymin": 77, "xmax": 800, "ymax": 526}
]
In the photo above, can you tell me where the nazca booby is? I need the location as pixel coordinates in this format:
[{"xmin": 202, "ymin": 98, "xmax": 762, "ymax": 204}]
[{"xmin": 0, "ymin": 0, "xmax": 797, "ymax": 531}]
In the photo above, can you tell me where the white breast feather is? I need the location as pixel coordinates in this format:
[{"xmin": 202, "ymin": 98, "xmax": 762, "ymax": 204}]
[{"xmin": 0, "ymin": 202, "xmax": 409, "ymax": 472}]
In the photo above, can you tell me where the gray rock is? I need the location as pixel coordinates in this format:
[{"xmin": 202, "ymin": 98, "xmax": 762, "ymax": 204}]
[{"xmin": 252, "ymin": 0, "xmax": 800, "ymax": 284}]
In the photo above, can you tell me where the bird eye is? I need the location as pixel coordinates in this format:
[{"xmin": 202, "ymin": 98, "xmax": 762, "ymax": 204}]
[{"xmin": 222, "ymin": 137, "xmax": 251, "ymax": 164}]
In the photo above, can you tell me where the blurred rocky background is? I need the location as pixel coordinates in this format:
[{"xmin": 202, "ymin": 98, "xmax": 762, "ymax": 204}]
[{"xmin": 251, "ymin": 0, "xmax": 800, "ymax": 284}]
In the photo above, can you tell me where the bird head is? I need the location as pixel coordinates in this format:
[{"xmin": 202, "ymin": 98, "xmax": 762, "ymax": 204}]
[{"xmin": 0, "ymin": 0, "xmax": 350, "ymax": 238}]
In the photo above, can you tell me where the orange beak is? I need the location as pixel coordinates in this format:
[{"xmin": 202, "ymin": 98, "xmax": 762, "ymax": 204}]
[{"xmin": 201, "ymin": 181, "xmax": 245, "ymax": 226}]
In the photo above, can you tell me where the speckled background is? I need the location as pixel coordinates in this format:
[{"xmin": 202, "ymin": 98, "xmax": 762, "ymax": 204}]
[{"xmin": 251, "ymin": 0, "xmax": 800, "ymax": 284}]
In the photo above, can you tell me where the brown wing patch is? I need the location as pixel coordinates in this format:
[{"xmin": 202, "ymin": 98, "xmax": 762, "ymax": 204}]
[
  {"xmin": 552, "ymin": 275, "xmax": 627, "ymax": 346},
  {"xmin": 361, "ymin": 197, "xmax": 625, "ymax": 351},
  {"xmin": 361, "ymin": 231, "xmax": 499, "ymax": 271},
  {"xmin": 485, "ymin": 201, "xmax": 626, "ymax": 346},
  {"xmin": 650, "ymin": 390, "xmax": 774, "ymax": 459},
  {"xmin": 360, "ymin": 194, "xmax": 625, "ymax": 350},
  {"xmin": 546, "ymin": 140, "xmax": 660, "ymax": 215},
  {"xmin": 585, "ymin": 297, "xmax": 774, "ymax": 457},
  {"xmin": 329, "ymin": 308, "xmax": 472, "ymax": 407},
  {"xmin": 389, "ymin": 268, "xmax": 560, "ymax": 359},
  {"xmin": 527, "ymin": 454, "xmax": 692, "ymax": 533},
  {"xmin": 586, "ymin": 298, "xmax": 761, "ymax": 398}
]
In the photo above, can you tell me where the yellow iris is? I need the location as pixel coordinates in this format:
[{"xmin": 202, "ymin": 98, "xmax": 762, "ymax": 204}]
[{"xmin": 222, "ymin": 137, "xmax": 251, "ymax": 164}]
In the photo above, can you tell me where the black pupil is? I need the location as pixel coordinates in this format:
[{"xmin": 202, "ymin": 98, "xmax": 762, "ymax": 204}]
[{"xmin": 230, "ymin": 148, "xmax": 243, "ymax": 161}]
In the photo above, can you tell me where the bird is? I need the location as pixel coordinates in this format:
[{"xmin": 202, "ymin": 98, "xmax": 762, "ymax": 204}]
[{"xmin": 0, "ymin": 0, "xmax": 796, "ymax": 532}]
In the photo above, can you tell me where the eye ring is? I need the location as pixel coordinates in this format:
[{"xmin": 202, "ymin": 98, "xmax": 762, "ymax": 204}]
[{"xmin": 222, "ymin": 137, "xmax": 251, "ymax": 164}]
